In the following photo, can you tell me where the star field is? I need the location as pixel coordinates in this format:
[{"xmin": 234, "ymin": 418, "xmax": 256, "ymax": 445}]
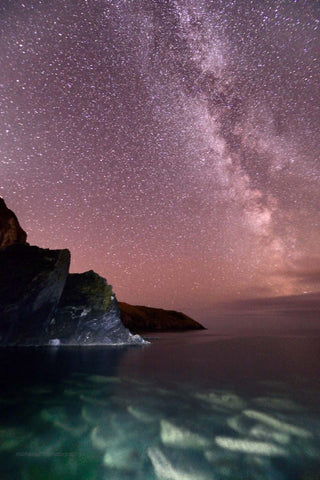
[{"xmin": 0, "ymin": 0, "xmax": 319, "ymax": 323}]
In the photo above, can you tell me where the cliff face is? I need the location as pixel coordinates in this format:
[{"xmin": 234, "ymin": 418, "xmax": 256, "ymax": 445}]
[
  {"xmin": 0, "ymin": 244, "xmax": 70, "ymax": 345},
  {"xmin": 0, "ymin": 199, "xmax": 146, "ymax": 346},
  {"xmin": 0, "ymin": 198, "xmax": 27, "ymax": 248},
  {"xmin": 50, "ymin": 271, "xmax": 144, "ymax": 345},
  {"xmin": 119, "ymin": 302, "xmax": 205, "ymax": 332}
]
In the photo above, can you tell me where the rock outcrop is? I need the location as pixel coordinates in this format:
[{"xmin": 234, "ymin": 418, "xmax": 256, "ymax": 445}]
[
  {"xmin": 119, "ymin": 302, "xmax": 205, "ymax": 332},
  {"xmin": 0, "ymin": 197, "xmax": 27, "ymax": 248},
  {"xmin": 50, "ymin": 271, "xmax": 145, "ymax": 345},
  {"xmin": 0, "ymin": 200, "xmax": 146, "ymax": 346},
  {"xmin": 0, "ymin": 198, "xmax": 198, "ymax": 345},
  {"xmin": 0, "ymin": 244, "xmax": 70, "ymax": 345}
]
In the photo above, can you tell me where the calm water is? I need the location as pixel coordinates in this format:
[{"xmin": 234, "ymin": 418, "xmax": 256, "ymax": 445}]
[{"xmin": 1, "ymin": 331, "xmax": 320, "ymax": 479}]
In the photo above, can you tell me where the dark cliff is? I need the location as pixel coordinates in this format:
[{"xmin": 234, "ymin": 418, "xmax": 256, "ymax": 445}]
[
  {"xmin": 0, "ymin": 243, "xmax": 70, "ymax": 345},
  {"xmin": 0, "ymin": 197, "xmax": 27, "ymax": 248},
  {"xmin": 119, "ymin": 302, "xmax": 205, "ymax": 332},
  {"xmin": 0, "ymin": 199, "xmax": 145, "ymax": 345}
]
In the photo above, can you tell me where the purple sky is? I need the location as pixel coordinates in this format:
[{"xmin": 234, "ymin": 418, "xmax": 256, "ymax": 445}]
[{"xmin": 1, "ymin": 0, "xmax": 319, "ymax": 323}]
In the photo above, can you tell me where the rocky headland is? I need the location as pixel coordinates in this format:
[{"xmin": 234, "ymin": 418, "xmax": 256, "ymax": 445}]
[
  {"xmin": 119, "ymin": 303, "xmax": 205, "ymax": 332},
  {"xmin": 0, "ymin": 198, "xmax": 204, "ymax": 345},
  {"xmin": 0, "ymin": 198, "xmax": 144, "ymax": 346}
]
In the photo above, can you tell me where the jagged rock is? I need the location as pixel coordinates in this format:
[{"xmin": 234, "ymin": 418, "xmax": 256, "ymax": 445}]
[
  {"xmin": 0, "ymin": 198, "xmax": 27, "ymax": 248},
  {"xmin": 0, "ymin": 198, "xmax": 145, "ymax": 346},
  {"xmin": 51, "ymin": 271, "xmax": 146, "ymax": 345},
  {"xmin": 59, "ymin": 270, "xmax": 113, "ymax": 310},
  {"xmin": 0, "ymin": 244, "xmax": 70, "ymax": 345},
  {"xmin": 119, "ymin": 302, "xmax": 205, "ymax": 332}
]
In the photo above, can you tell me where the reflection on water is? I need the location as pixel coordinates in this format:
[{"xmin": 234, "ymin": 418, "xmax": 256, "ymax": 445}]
[{"xmin": 0, "ymin": 332, "xmax": 320, "ymax": 479}]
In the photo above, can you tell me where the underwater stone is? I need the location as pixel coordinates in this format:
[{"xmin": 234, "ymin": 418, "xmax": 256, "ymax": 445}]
[
  {"xmin": 110, "ymin": 412, "xmax": 153, "ymax": 443},
  {"xmin": 249, "ymin": 424, "xmax": 290, "ymax": 445},
  {"xmin": 160, "ymin": 419, "xmax": 212, "ymax": 450},
  {"xmin": 148, "ymin": 447, "xmax": 212, "ymax": 480},
  {"xmin": 195, "ymin": 391, "xmax": 246, "ymax": 411},
  {"xmin": 91, "ymin": 425, "xmax": 117, "ymax": 451},
  {"xmin": 103, "ymin": 445, "xmax": 142, "ymax": 471},
  {"xmin": 54, "ymin": 419, "xmax": 88, "ymax": 437},
  {"xmin": 227, "ymin": 414, "xmax": 266, "ymax": 436},
  {"xmin": 243, "ymin": 410, "xmax": 313, "ymax": 438},
  {"xmin": 215, "ymin": 436, "xmax": 288, "ymax": 456},
  {"xmin": 127, "ymin": 405, "xmax": 160, "ymax": 424}
]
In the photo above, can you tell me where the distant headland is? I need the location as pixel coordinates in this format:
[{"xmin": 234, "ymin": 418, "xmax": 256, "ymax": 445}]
[{"xmin": 119, "ymin": 302, "xmax": 205, "ymax": 332}]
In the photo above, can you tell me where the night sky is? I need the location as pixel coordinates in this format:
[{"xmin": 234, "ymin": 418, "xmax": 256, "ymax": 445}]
[{"xmin": 1, "ymin": 0, "xmax": 319, "ymax": 323}]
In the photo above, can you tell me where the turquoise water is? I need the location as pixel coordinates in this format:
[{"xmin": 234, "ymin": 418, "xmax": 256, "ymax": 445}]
[{"xmin": 1, "ymin": 331, "xmax": 320, "ymax": 479}]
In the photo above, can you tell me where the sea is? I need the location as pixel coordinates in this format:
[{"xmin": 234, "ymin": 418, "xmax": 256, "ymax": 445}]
[{"xmin": 1, "ymin": 330, "xmax": 320, "ymax": 479}]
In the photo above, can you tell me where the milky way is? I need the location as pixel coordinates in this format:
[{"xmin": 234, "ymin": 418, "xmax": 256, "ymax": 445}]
[{"xmin": 0, "ymin": 0, "xmax": 319, "ymax": 322}]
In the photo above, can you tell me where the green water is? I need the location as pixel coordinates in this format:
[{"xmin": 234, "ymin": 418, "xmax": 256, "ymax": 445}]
[{"xmin": 1, "ymin": 332, "xmax": 320, "ymax": 479}]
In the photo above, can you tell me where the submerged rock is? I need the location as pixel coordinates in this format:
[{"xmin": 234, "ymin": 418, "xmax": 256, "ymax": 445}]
[
  {"xmin": 227, "ymin": 414, "xmax": 256, "ymax": 435},
  {"xmin": 91, "ymin": 424, "xmax": 117, "ymax": 451},
  {"xmin": 249, "ymin": 424, "xmax": 290, "ymax": 445},
  {"xmin": 243, "ymin": 410, "xmax": 313, "ymax": 438},
  {"xmin": 160, "ymin": 419, "xmax": 212, "ymax": 450},
  {"xmin": 148, "ymin": 447, "xmax": 212, "ymax": 480},
  {"xmin": 215, "ymin": 436, "xmax": 288, "ymax": 456},
  {"xmin": 127, "ymin": 405, "xmax": 161, "ymax": 424},
  {"xmin": 0, "ymin": 197, "xmax": 27, "ymax": 248},
  {"xmin": 50, "ymin": 271, "xmax": 147, "ymax": 345},
  {"xmin": 196, "ymin": 391, "xmax": 246, "ymax": 411},
  {"xmin": 0, "ymin": 243, "xmax": 70, "ymax": 345},
  {"xmin": 119, "ymin": 302, "xmax": 205, "ymax": 332},
  {"xmin": 103, "ymin": 445, "xmax": 142, "ymax": 472}
]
